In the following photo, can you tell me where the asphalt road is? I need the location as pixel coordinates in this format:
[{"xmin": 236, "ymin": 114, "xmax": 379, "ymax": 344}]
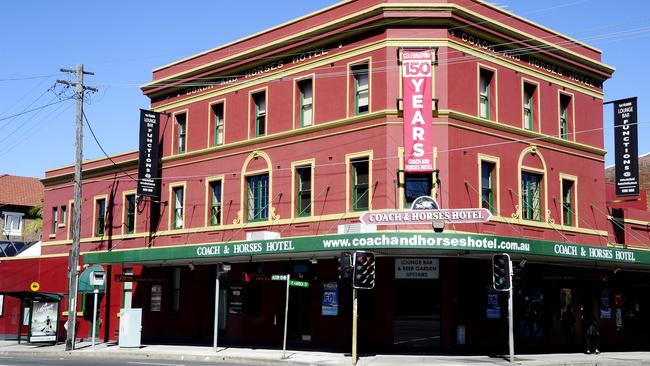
[{"xmin": 0, "ymin": 355, "xmax": 246, "ymax": 366}]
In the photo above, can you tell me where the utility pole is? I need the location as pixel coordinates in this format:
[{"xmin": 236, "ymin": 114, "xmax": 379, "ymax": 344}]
[{"xmin": 57, "ymin": 64, "xmax": 97, "ymax": 351}]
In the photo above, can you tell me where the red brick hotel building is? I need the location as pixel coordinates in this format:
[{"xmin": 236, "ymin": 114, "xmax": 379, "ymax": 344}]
[{"xmin": 4, "ymin": 0, "xmax": 650, "ymax": 354}]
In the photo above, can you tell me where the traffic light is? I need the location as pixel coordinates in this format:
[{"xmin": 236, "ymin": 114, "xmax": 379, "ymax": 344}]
[
  {"xmin": 492, "ymin": 253, "xmax": 511, "ymax": 291},
  {"xmin": 338, "ymin": 252, "xmax": 352, "ymax": 280},
  {"xmin": 352, "ymin": 251, "xmax": 376, "ymax": 289}
]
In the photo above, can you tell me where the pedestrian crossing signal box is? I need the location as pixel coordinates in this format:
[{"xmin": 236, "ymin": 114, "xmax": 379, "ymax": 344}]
[{"xmin": 90, "ymin": 270, "xmax": 106, "ymax": 286}]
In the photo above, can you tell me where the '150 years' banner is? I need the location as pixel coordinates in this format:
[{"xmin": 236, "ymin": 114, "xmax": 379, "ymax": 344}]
[
  {"xmin": 614, "ymin": 97, "xmax": 639, "ymax": 196},
  {"xmin": 402, "ymin": 49, "xmax": 434, "ymax": 172},
  {"xmin": 137, "ymin": 109, "xmax": 161, "ymax": 198}
]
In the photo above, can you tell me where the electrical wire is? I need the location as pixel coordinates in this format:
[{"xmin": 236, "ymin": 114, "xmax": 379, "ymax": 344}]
[{"xmin": 82, "ymin": 111, "xmax": 137, "ymax": 182}]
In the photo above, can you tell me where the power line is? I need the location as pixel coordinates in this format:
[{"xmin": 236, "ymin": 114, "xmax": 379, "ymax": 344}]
[
  {"xmin": 0, "ymin": 97, "xmax": 72, "ymax": 123},
  {"xmin": 82, "ymin": 111, "xmax": 136, "ymax": 181}
]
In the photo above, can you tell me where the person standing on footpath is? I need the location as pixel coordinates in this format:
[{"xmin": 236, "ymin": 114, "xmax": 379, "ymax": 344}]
[{"xmin": 585, "ymin": 317, "xmax": 600, "ymax": 354}]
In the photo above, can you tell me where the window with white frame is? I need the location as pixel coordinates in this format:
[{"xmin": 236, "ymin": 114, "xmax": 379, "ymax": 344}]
[{"xmin": 2, "ymin": 212, "xmax": 23, "ymax": 236}]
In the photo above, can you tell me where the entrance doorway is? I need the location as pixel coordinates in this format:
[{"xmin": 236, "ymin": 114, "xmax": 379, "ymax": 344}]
[{"xmin": 393, "ymin": 274, "xmax": 441, "ymax": 350}]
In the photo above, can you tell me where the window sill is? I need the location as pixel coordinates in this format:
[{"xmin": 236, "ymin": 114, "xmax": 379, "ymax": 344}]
[
  {"xmin": 49, "ymin": 234, "xmax": 57, "ymax": 239},
  {"xmin": 58, "ymin": 224, "xmax": 66, "ymax": 228}
]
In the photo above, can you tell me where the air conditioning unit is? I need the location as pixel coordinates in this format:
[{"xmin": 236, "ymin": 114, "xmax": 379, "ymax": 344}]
[
  {"xmin": 246, "ymin": 231, "xmax": 280, "ymax": 240},
  {"xmin": 337, "ymin": 223, "xmax": 377, "ymax": 234}
]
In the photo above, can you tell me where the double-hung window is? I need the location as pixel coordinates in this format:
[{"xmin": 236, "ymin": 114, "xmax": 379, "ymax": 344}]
[
  {"xmin": 60, "ymin": 205, "xmax": 66, "ymax": 226},
  {"xmin": 296, "ymin": 167, "xmax": 312, "ymax": 217},
  {"xmin": 253, "ymin": 92, "xmax": 266, "ymax": 137},
  {"xmin": 562, "ymin": 179, "xmax": 575, "ymax": 226},
  {"xmin": 212, "ymin": 103, "xmax": 224, "ymax": 146},
  {"xmin": 299, "ymin": 79, "xmax": 313, "ymax": 127},
  {"xmin": 352, "ymin": 64, "xmax": 369, "ymax": 115},
  {"xmin": 404, "ymin": 173, "xmax": 432, "ymax": 208},
  {"xmin": 176, "ymin": 113, "xmax": 187, "ymax": 154},
  {"xmin": 125, "ymin": 194, "xmax": 136, "ymax": 234},
  {"xmin": 560, "ymin": 94, "xmax": 571, "ymax": 140},
  {"xmin": 521, "ymin": 172, "xmax": 542, "ymax": 221},
  {"xmin": 172, "ymin": 187, "xmax": 184, "ymax": 229},
  {"xmin": 351, "ymin": 158, "xmax": 369, "ymax": 211},
  {"xmin": 95, "ymin": 198, "xmax": 106, "ymax": 236},
  {"xmin": 523, "ymin": 83, "xmax": 535, "ymax": 130},
  {"xmin": 479, "ymin": 69, "xmax": 493, "ymax": 119},
  {"xmin": 481, "ymin": 162, "xmax": 496, "ymax": 213},
  {"xmin": 209, "ymin": 181, "xmax": 222, "ymax": 226},
  {"xmin": 247, "ymin": 174, "xmax": 269, "ymax": 221},
  {"xmin": 51, "ymin": 207, "xmax": 58, "ymax": 234}
]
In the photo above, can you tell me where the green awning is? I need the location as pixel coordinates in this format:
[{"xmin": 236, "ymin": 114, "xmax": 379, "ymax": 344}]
[
  {"xmin": 78, "ymin": 265, "xmax": 106, "ymax": 293},
  {"xmin": 83, "ymin": 231, "xmax": 650, "ymax": 268}
]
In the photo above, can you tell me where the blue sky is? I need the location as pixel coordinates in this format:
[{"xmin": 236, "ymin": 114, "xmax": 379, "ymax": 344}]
[{"xmin": 1, "ymin": 0, "xmax": 648, "ymax": 178}]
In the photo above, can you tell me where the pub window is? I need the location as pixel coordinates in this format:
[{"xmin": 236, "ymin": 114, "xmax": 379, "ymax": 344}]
[
  {"xmin": 352, "ymin": 63, "xmax": 369, "ymax": 115},
  {"xmin": 95, "ymin": 198, "xmax": 106, "ymax": 236},
  {"xmin": 51, "ymin": 207, "xmax": 58, "ymax": 234},
  {"xmin": 209, "ymin": 180, "xmax": 222, "ymax": 226},
  {"xmin": 521, "ymin": 172, "xmax": 542, "ymax": 221},
  {"xmin": 172, "ymin": 186, "xmax": 184, "ymax": 229},
  {"xmin": 212, "ymin": 103, "xmax": 224, "ymax": 146},
  {"xmin": 560, "ymin": 94, "xmax": 571, "ymax": 140},
  {"xmin": 523, "ymin": 83, "xmax": 536, "ymax": 130},
  {"xmin": 479, "ymin": 68, "xmax": 493, "ymax": 119},
  {"xmin": 246, "ymin": 174, "xmax": 269, "ymax": 221},
  {"xmin": 481, "ymin": 162, "xmax": 496, "ymax": 213},
  {"xmin": 60, "ymin": 205, "xmax": 66, "ymax": 226},
  {"xmin": 351, "ymin": 158, "xmax": 370, "ymax": 211},
  {"xmin": 172, "ymin": 267, "xmax": 181, "ymax": 312},
  {"xmin": 125, "ymin": 194, "xmax": 136, "ymax": 234},
  {"xmin": 253, "ymin": 92, "xmax": 266, "ymax": 137},
  {"xmin": 175, "ymin": 113, "xmax": 187, "ymax": 154},
  {"xmin": 298, "ymin": 79, "xmax": 313, "ymax": 127},
  {"xmin": 404, "ymin": 173, "xmax": 432, "ymax": 208},
  {"xmin": 122, "ymin": 268, "xmax": 133, "ymax": 309},
  {"xmin": 562, "ymin": 179, "xmax": 575, "ymax": 226},
  {"xmin": 296, "ymin": 166, "xmax": 312, "ymax": 217}
]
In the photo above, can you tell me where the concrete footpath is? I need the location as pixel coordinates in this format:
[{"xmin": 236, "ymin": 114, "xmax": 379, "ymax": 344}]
[{"xmin": 1, "ymin": 341, "xmax": 649, "ymax": 365}]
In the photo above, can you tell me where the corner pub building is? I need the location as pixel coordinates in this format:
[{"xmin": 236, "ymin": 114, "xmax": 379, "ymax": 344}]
[{"xmin": 7, "ymin": 0, "xmax": 650, "ymax": 354}]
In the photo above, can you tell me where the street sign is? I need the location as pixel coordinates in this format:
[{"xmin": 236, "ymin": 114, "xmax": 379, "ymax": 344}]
[
  {"xmin": 359, "ymin": 208, "xmax": 492, "ymax": 225},
  {"xmin": 268, "ymin": 274, "xmax": 310, "ymax": 287}
]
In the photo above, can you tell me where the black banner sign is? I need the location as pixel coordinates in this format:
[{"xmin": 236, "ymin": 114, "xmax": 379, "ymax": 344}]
[
  {"xmin": 137, "ymin": 109, "xmax": 161, "ymax": 197},
  {"xmin": 614, "ymin": 97, "xmax": 639, "ymax": 196}
]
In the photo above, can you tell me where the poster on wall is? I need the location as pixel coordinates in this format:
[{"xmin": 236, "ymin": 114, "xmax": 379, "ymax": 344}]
[
  {"xmin": 613, "ymin": 97, "xmax": 639, "ymax": 196},
  {"xmin": 322, "ymin": 282, "xmax": 338, "ymax": 316},
  {"xmin": 29, "ymin": 301, "xmax": 59, "ymax": 342},
  {"xmin": 600, "ymin": 289, "xmax": 611, "ymax": 319},
  {"xmin": 150, "ymin": 285, "xmax": 162, "ymax": 312},
  {"xmin": 487, "ymin": 292, "xmax": 501, "ymax": 319},
  {"xmin": 401, "ymin": 48, "xmax": 434, "ymax": 173}
]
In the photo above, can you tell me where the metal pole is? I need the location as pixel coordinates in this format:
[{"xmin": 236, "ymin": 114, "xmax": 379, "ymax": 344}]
[
  {"xmin": 17, "ymin": 298, "xmax": 23, "ymax": 344},
  {"xmin": 508, "ymin": 260, "xmax": 514, "ymax": 363},
  {"xmin": 92, "ymin": 289, "xmax": 98, "ymax": 350},
  {"xmin": 282, "ymin": 274, "xmax": 290, "ymax": 359},
  {"xmin": 352, "ymin": 288, "xmax": 358, "ymax": 365},
  {"xmin": 213, "ymin": 274, "xmax": 220, "ymax": 352}
]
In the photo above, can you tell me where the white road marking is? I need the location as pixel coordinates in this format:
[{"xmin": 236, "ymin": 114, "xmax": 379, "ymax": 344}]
[{"xmin": 128, "ymin": 362, "xmax": 186, "ymax": 366}]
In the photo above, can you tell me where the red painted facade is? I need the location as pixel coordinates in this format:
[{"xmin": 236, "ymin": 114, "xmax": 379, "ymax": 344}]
[{"xmin": 6, "ymin": 0, "xmax": 650, "ymax": 353}]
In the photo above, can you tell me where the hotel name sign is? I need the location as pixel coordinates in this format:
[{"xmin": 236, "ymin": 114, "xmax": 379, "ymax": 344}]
[{"xmin": 449, "ymin": 30, "xmax": 602, "ymax": 89}]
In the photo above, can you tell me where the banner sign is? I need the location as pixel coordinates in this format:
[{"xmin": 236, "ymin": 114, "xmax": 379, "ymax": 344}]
[
  {"xmin": 137, "ymin": 109, "xmax": 161, "ymax": 198},
  {"xmin": 85, "ymin": 231, "xmax": 649, "ymax": 266},
  {"xmin": 395, "ymin": 258, "xmax": 439, "ymax": 279},
  {"xmin": 614, "ymin": 98, "xmax": 639, "ymax": 196},
  {"xmin": 402, "ymin": 49, "xmax": 434, "ymax": 172},
  {"xmin": 359, "ymin": 208, "xmax": 491, "ymax": 225},
  {"xmin": 29, "ymin": 301, "xmax": 59, "ymax": 342}
]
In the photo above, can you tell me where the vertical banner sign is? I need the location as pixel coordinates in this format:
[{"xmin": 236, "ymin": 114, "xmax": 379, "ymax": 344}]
[
  {"xmin": 402, "ymin": 49, "xmax": 434, "ymax": 172},
  {"xmin": 614, "ymin": 97, "xmax": 639, "ymax": 196},
  {"xmin": 137, "ymin": 109, "xmax": 161, "ymax": 197}
]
